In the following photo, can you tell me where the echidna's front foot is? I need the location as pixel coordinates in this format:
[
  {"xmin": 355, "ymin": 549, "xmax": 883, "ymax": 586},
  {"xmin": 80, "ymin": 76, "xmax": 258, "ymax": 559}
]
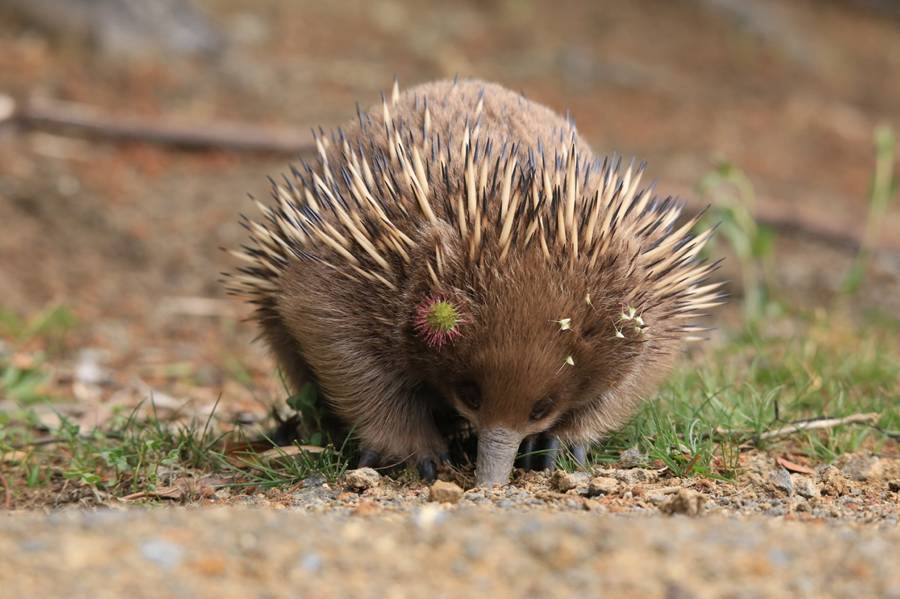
[
  {"xmin": 515, "ymin": 433, "xmax": 561, "ymax": 471},
  {"xmin": 357, "ymin": 448, "xmax": 382, "ymax": 469},
  {"xmin": 356, "ymin": 446, "xmax": 449, "ymax": 483},
  {"xmin": 570, "ymin": 443, "xmax": 588, "ymax": 467}
]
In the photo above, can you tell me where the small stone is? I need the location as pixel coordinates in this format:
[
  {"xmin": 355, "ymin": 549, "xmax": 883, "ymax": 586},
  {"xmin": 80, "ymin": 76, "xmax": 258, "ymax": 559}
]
[
  {"xmin": 618, "ymin": 446, "xmax": 647, "ymax": 468},
  {"xmin": 888, "ymin": 481, "xmax": 900, "ymax": 493},
  {"xmin": 660, "ymin": 489, "xmax": 706, "ymax": 517},
  {"xmin": 412, "ymin": 504, "xmax": 447, "ymax": 530},
  {"xmin": 551, "ymin": 470, "xmax": 589, "ymax": 492},
  {"xmin": 819, "ymin": 466, "xmax": 848, "ymax": 496},
  {"xmin": 587, "ymin": 476, "xmax": 619, "ymax": 496},
  {"xmin": 344, "ymin": 467, "xmax": 381, "ymax": 491},
  {"xmin": 840, "ymin": 455, "xmax": 885, "ymax": 482},
  {"xmin": 298, "ymin": 552, "xmax": 322, "ymax": 573},
  {"xmin": 791, "ymin": 475, "xmax": 819, "ymax": 499},
  {"xmin": 140, "ymin": 538, "xmax": 185, "ymax": 569},
  {"xmin": 353, "ymin": 499, "xmax": 380, "ymax": 515},
  {"xmin": 613, "ymin": 468, "xmax": 659, "ymax": 486},
  {"xmin": 769, "ymin": 467, "xmax": 794, "ymax": 496},
  {"xmin": 428, "ymin": 480, "xmax": 464, "ymax": 504}
]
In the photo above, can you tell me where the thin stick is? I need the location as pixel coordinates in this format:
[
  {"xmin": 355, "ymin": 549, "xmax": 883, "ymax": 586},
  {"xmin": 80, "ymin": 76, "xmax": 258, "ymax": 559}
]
[
  {"xmin": 2, "ymin": 94, "xmax": 319, "ymax": 155},
  {"xmin": 715, "ymin": 412, "xmax": 881, "ymax": 445}
]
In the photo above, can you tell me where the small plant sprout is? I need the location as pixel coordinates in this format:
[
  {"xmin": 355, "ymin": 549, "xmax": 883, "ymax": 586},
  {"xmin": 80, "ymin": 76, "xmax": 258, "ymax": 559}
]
[
  {"xmin": 555, "ymin": 318, "xmax": 573, "ymax": 331},
  {"xmin": 414, "ymin": 297, "xmax": 465, "ymax": 349}
]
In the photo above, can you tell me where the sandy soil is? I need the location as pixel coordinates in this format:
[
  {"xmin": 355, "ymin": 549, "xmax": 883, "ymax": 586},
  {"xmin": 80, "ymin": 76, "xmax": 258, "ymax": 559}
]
[{"xmin": 3, "ymin": 507, "xmax": 899, "ymax": 598}]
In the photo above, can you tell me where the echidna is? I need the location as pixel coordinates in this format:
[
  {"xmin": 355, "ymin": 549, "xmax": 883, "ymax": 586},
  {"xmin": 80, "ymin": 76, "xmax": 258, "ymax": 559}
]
[{"xmin": 226, "ymin": 79, "xmax": 723, "ymax": 487}]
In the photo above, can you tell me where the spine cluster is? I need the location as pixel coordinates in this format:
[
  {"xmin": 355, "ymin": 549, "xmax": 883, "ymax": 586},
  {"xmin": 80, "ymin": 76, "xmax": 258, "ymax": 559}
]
[{"xmin": 226, "ymin": 81, "xmax": 724, "ymax": 339}]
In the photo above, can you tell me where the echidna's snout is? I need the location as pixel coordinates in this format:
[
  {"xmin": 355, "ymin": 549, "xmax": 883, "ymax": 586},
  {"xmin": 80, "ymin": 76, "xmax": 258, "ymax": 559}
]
[{"xmin": 475, "ymin": 426, "xmax": 523, "ymax": 487}]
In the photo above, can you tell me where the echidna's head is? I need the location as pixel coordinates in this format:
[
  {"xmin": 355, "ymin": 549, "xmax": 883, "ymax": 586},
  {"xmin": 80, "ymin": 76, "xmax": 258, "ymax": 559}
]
[{"xmin": 408, "ymin": 240, "xmax": 671, "ymax": 487}]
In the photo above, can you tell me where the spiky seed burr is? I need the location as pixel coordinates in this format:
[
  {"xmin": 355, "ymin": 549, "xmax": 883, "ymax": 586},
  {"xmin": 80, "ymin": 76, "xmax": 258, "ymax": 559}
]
[{"xmin": 225, "ymin": 79, "xmax": 724, "ymax": 486}]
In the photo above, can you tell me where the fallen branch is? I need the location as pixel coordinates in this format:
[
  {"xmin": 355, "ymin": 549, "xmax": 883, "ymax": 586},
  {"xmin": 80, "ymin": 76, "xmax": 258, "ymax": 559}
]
[
  {"xmin": 1, "ymin": 94, "xmax": 319, "ymax": 155},
  {"xmin": 715, "ymin": 412, "xmax": 881, "ymax": 446}
]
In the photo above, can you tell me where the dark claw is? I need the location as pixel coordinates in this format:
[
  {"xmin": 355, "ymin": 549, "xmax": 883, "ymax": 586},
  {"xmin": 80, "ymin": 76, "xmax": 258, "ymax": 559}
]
[
  {"xmin": 516, "ymin": 435, "xmax": 537, "ymax": 470},
  {"xmin": 357, "ymin": 449, "xmax": 381, "ymax": 468},
  {"xmin": 571, "ymin": 444, "xmax": 588, "ymax": 467},
  {"xmin": 516, "ymin": 434, "xmax": 560, "ymax": 472},
  {"xmin": 417, "ymin": 457, "xmax": 437, "ymax": 482},
  {"xmin": 533, "ymin": 436, "xmax": 560, "ymax": 471}
]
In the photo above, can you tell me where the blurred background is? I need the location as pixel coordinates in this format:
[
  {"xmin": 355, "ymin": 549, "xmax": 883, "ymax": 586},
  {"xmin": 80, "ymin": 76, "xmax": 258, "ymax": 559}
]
[{"xmin": 0, "ymin": 0, "xmax": 898, "ymax": 463}]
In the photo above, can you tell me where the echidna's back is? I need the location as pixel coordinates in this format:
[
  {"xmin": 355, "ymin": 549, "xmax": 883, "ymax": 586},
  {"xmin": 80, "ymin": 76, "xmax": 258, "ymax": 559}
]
[
  {"xmin": 331, "ymin": 79, "xmax": 595, "ymax": 196},
  {"xmin": 393, "ymin": 79, "xmax": 592, "ymax": 159}
]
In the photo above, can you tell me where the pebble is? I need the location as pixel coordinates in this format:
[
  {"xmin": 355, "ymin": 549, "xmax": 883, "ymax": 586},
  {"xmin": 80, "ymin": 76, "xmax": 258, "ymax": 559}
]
[
  {"xmin": 429, "ymin": 480, "xmax": 464, "ymax": 504},
  {"xmin": 139, "ymin": 538, "xmax": 185, "ymax": 569},
  {"xmin": 614, "ymin": 468, "xmax": 659, "ymax": 485},
  {"xmin": 770, "ymin": 467, "xmax": 794, "ymax": 496},
  {"xmin": 298, "ymin": 552, "xmax": 322, "ymax": 573},
  {"xmin": 353, "ymin": 499, "xmax": 380, "ymax": 516},
  {"xmin": 819, "ymin": 466, "xmax": 849, "ymax": 496},
  {"xmin": 792, "ymin": 475, "xmax": 819, "ymax": 499},
  {"xmin": 618, "ymin": 446, "xmax": 648, "ymax": 468},
  {"xmin": 344, "ymin": 468, "xmax": 381, "ymax": 491},
  {"xmin": 841, "ymin": 456, "xmax": 885, "ymax": 482},
  {"xmin": 586, "ymin": 476, "xmax": 619, "ymax": 496},
  {"xmin": 412, "ymin": 504, "xmax": 447, "ymax": 530},
  {"xmin": 660, "ymin": 489, "xmax": 706, "ymax": 517},
  {"xmin": 552, "ymin": 471, "xmax": 589, "ymax": 492}
]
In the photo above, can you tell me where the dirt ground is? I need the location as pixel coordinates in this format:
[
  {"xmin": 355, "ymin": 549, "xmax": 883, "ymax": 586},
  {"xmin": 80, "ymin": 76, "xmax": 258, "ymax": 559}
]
[
  {"xmin": 3, "ymin": 450, "xmax": 899, "ymax": 597},
  {"xmin": 1, "ymin": 0, "xmax": 900, "ymax": 596},
  {"xmin": 3, "ymin": 508, "xmax": 900, "ymax": 599}
]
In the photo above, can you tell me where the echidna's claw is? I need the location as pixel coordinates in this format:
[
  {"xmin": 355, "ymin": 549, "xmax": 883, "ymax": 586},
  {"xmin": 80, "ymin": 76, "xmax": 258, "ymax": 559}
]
[
  {"xmin": 516, "ymin": 433, "xmax": 560, "ymax": 472},
  {"xmin": 515, "ymin": 435, "xmax": 537, "ymax": 470},
  {"xmin": 417, "ymin": 456, "xmax": 438, "ymax": 482},
  {"xmin": 571, "ymin": 443, "xmax": 588, "ymax": 466},
  {"xmin": 357, "ymin": 448, "xmax": 382, "ymax": 468},
  {"xmin": 532, "ymin": 436, "xmax": 560, "ymax": 471}
]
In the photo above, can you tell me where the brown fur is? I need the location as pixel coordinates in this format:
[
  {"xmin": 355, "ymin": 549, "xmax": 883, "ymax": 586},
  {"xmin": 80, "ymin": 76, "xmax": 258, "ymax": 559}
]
[{"xmin": 228, "ymin": 79, "xmax": 722, "ymax": 470}]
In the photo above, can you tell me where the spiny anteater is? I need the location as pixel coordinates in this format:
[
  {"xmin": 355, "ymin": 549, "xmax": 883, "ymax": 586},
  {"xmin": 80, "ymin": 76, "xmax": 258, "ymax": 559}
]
[{"xmin": 226, "ymin": 79, "xmax": 724, "ymax": 487}]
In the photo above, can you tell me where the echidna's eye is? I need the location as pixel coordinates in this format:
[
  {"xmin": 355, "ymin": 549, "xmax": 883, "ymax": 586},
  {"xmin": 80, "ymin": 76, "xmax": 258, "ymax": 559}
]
[
  {"xmin": 457, "ymin": 381, "xmax": 481, "ymax": 410},
  {"xmin": 529, "ymin": 397, "xmax": 555, "ymax": 421}
]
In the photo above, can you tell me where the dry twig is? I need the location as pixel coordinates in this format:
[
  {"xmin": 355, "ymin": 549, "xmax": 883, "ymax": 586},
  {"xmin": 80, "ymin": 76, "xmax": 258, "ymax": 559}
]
[
  {"xmin": 715, "ymin": 412, "xmax": 881, "ymax": 447},
  {"xmin": 1, "ymin": 94, "xmax": 318, "ymax": 155}
]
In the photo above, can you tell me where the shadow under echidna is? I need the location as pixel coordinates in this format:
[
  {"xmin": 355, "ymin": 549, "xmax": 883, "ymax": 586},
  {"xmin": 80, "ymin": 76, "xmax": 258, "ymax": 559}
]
[{"xmin": 225, "ymin": 78, "xmax": 724, "ymax": 487}]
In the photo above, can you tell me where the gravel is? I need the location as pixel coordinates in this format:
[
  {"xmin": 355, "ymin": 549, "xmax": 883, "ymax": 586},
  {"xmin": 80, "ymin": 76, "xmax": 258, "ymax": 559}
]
[
  {"xmin": 2, "ymin": 508, "xmax": 899, "ymax": 598},
  {"xmin": 587, "ymin": 476, "xmax": 619, "ymax": 496},
  {"xmin": 769, "ymin": 467, "xmax": 794, "ymax": 496},
  {"xmin": 660, "ymin": 488, "xmax": 706, "ymax": 516},
  {"xmin": 344, "ymin": 467, "xmax": 381, "ymax": 491},
  {"xmin": 792, "ymin": 475, "xmax": 819, "ymax": 499},
  {"xmin": 429, "ymin": 480, "xmax": 464, "ymax": 504}
]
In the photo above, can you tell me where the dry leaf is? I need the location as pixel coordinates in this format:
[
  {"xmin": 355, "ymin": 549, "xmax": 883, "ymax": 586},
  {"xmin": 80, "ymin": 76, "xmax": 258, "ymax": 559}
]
[{"xmin": 777, "ymin": 456, "xmax": 815, "ymax": 475}]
